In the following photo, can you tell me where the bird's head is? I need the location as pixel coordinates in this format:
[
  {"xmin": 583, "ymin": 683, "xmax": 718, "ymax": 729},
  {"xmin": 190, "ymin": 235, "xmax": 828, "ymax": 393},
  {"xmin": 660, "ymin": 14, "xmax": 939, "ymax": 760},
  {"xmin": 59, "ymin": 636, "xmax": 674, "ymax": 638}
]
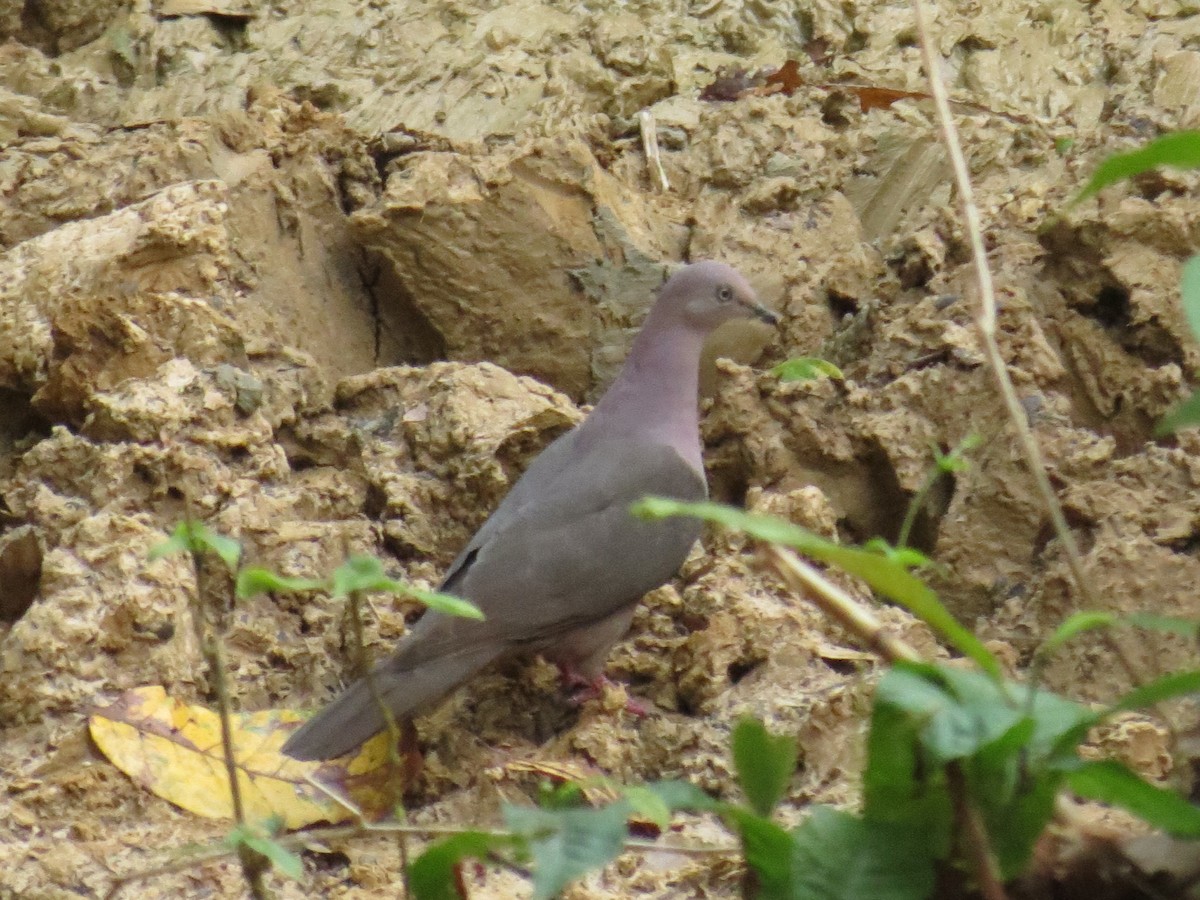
[{"xmin": 657, "ymin": 260, "xmax": 779, "ymax": 334}]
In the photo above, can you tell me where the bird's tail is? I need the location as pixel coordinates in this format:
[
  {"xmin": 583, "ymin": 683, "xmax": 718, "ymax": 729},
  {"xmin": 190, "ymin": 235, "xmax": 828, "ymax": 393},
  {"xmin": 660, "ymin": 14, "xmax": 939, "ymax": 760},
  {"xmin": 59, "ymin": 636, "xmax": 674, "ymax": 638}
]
[{"xmin": 281, "ymin": 645, "xmax": 501, "ymax": 761}]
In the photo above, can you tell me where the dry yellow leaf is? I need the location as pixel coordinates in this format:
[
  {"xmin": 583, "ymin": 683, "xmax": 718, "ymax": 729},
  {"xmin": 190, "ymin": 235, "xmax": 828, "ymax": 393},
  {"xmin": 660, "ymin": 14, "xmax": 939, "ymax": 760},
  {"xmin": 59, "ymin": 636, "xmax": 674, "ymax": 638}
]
[{"xmin": 89, "ymin": 686, "xmax": 406, "ymax": 829}]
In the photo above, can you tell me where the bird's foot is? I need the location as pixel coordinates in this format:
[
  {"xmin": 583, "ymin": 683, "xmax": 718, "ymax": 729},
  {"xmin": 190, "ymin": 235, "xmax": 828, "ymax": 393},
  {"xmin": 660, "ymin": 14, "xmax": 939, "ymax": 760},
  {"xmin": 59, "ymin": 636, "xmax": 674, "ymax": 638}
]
[{"xmin": 556, "ymin": 664, "xmax": 649, "ymax": 717}]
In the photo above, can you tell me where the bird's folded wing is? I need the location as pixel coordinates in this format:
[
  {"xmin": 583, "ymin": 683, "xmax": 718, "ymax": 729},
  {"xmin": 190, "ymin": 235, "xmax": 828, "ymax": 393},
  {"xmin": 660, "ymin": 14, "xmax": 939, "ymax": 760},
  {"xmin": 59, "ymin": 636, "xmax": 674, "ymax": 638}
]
[{"xmin": 392, "ymin": 439, "xmax": 706, "ymax": 670}]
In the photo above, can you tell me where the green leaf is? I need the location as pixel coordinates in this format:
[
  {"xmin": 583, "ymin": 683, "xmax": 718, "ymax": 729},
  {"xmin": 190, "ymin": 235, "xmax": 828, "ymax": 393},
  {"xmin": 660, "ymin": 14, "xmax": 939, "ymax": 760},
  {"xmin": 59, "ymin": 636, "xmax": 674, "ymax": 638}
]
[
  {"xmin": 780, "ymin": 807, "xmax": 936, "ymax": 900},
  {"xmin": 331, "ymin": 555, "xmax": 403, "ymax": 596},
  {"xmin": 620, "ymin": 786, "xmax": 671, "ymax": 829},
  {"xmin": 873, "ymin": 665, "xmax": 1020, "ymax": 765},
  {"xmin": 1068, "ymin": 760, "xmax": 1200, "ymax": 837},
  {"xmin": 409, "ymin": 831, "xmax": 513, "ymax": 900},
  {"xmin": 1181, "ymin": 254, "xmax": 1200, "ymax": 341},
  {"xmin": 730, "ymin": 810, "xmax": 798, "ymax": 897},
  {"xmin": 732, "ymin": 718, "xmax": 799, "ymax": 817},
  {"xmin": 1104, "ymin": 669, "xmax": 1200, "ymax": 717},
  {"xmin": 772, "ymin": 357, "xmax": 845, "ymax": 383},
  {"xmin": 330, "ymin": 555, "xmax": 483, "ymax": 620},
  {"xmin": 149, "ymin": 521, "xmax": 242, "ymax": 569},
  {"xmin": 1155, "ymin": 388, "xmax": 1200, "ymax": 436},
  {"xmin": 630, "ymin": 499, "xmax": 1000, "ymax": 679},
  {"xmin": 503, "ymin": 802, "xmax": 631, "ymax": 900},
  {"xmin": 934, "ymin": 433, "xmax": 981, "ymax": 473},
  {"xmin": 1039, "ymin": 611, "xmax": 1117, "ymax": 656},
  {"xmin": 189, "ymin": 525, "xmax": 238, "ymax": 566},
  {"xmin": 1071, "ymin": 131, "xmax": 1200, "ymax": 206},
  {"xmin": 642, "ymin": 779, "xmax": 716, "ymax": 813},
  {"xmin": 1125, "ymin": 613, "xmax": 1200, "ymax": 637},
  {"xmin": 235, "ymin": 568, "xmax": 325, "ymax": 599},
  {"xmin": 864, "ymin": 663, "xmax": 1095, "ymax": 878},
  {"xmin": 861, "ymin": 538, "xmax": 932, "ymax": 570},
  {"xmin": 400, "ymin": 585, "xmax": 485, "ymax": 620},
  {"xmin": 862, "ymin": 686, "xmax": 955, "ymax": 851},
  {"xmin": 148, "ymin": 524, "xmax": 191, "ymax": 561},
  {"xmin": 1041, "ymin": 612, "xmax": 1200, "ymax": 658},
  {"xmin": 225, "ymin": 824, "xmax": 303, "ymax": 880}
]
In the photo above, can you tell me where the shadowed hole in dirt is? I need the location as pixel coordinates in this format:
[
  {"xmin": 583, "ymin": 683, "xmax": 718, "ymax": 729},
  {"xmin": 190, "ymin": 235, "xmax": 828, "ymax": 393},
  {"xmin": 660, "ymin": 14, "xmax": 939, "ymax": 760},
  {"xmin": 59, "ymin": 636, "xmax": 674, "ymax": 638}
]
[
  {"xmin": 304, "ymin": 849, "xmax": 351, "ymax": 873},
  {"xmin": 823, "ymin": 656, "xmax": 864, "ymax": 676},
  {"xmin": 726, "ymin": 658, "xmax": 763, "ymax": 685},
  {"xmin": 359, "ymin": 250, "xmax": 447, "ymax": 369},
  {"xmin": 838, "ymin": 444, "xmax": 941, "ymax": 554},
  {"xmin": 0, "ymin": 387, "xmax": 51, "ymax": 451},
  {"xmin": 826, "ymin": 289, "xmax": 858, "ymax": 321},
  {"xmin": 1091, "ymin": 284, "xmax": 1131, "ymax": 328},
  {"xmin": 0, "ymin": 526, "xmax": 42, "ymax": 624}
]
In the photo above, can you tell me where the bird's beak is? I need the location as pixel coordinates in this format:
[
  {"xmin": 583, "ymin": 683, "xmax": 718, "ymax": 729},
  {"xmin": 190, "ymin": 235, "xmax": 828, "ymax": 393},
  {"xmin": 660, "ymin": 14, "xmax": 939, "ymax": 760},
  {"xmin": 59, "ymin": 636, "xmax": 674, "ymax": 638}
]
[{"xmin": 746, "ymin": 301, "xmax": 780, "ymax": 326}]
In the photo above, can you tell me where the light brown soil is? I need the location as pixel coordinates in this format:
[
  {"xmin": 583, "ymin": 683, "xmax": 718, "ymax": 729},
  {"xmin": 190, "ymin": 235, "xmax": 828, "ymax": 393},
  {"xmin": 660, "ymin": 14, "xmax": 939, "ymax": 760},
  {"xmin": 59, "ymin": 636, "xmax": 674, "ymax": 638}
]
[{"xmin": 2, "ymin": 1, "xmax": 1200, "ymax": 897}]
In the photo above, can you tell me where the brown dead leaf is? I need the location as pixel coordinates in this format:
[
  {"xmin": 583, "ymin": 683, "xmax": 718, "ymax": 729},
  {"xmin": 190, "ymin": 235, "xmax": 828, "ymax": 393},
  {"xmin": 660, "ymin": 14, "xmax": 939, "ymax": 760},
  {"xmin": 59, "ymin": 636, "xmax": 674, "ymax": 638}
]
[
  {"xmin": 89, "ymin": 685, "xmax": 408, "ymax": 828},
  {"xmin": 844, "ymin": 85, "xmax": 931, "ymax": 112},
  {"xmin": 700, "ymin": 61, "xmax": 805, "ymax": 102},
  {"xmin": 764, "ymin": 60, "xmax": 803, "ymax": 96}
]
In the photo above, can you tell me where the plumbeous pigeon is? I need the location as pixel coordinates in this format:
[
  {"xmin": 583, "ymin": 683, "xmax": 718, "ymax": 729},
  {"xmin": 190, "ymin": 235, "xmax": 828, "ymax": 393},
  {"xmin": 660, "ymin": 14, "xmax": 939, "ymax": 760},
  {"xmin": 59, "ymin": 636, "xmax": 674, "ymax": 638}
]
[{"xmin": 283, "ymin": 261, "xmax": 777, "ymax": 760}]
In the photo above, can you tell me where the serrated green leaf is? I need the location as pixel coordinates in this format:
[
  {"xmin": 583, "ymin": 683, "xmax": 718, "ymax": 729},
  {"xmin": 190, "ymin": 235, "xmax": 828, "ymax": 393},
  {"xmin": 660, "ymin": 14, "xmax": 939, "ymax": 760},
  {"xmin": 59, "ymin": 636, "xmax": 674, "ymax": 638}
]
[
  {"xmin": 772, "ymin": 357, "xmax": 845, "ymax": 383},
  {"xmin": 1068, "ymin": 760, "xmax": 1200, "ymax": 837},
  {"xmin": 504, "ymin": 802, "xmax": 631, "ymax": 900},
  {"xmin": 630, "ymin": 499, "xmax": 1000, "ymax": 679},
  {"xmin": 783, "ymin": 807, "xmax": 936, "ymax": 900},
  {"xmin": 1071, "ymin": 131, "xmax": 1200, "ymax": 207},
  {"xmin": 731, "ymin": 810, "xmax": 797, "ymax": 897},
  {"xmin": 732, "ymin": 718, "xmax": 799, "ymax": 817},
  {"xmin": 1155, "ymin": 388, "xmax": 1200, "ymax": 436},
  {"xmin": 873, "ymin": 665, "xmax": 1021, "ymax": 765},
  {"xmin": 235, "ymin": 567, "xmax": 325, "ymax": 599},
  {"xmin": 862, "ymin": 688, "xmax": 953, "ymax": 840},
  {"xmin": 409, "ymin": 831, "xmax": 514, "ymax": 900}
]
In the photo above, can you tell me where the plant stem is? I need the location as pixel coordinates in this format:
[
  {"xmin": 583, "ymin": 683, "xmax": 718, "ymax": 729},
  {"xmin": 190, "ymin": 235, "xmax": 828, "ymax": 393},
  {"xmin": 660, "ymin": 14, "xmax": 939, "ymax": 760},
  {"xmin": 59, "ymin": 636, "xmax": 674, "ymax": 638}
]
[{"xmin": 190, "ymin": 541, "xmax": 269, "ymax": 899}]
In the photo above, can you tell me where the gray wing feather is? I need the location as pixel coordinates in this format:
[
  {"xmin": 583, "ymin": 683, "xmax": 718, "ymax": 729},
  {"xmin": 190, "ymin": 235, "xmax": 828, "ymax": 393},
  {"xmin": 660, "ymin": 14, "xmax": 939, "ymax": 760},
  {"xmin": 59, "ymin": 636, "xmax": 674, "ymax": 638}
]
[
  {"xmin": 401, "ymin": 437, "xmax": 706, "ymax": 665},
  {"xmin": 282, "ymin": 435, "xmax": 704, "ymax": 760}
]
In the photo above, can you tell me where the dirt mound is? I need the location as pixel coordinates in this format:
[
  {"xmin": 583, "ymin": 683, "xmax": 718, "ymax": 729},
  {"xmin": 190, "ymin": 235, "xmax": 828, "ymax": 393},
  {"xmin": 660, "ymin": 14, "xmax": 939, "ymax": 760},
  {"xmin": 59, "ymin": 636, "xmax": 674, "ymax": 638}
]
[{"xmin": 2, "ymin": 1, "xmax": 1197, "ymax": 896}]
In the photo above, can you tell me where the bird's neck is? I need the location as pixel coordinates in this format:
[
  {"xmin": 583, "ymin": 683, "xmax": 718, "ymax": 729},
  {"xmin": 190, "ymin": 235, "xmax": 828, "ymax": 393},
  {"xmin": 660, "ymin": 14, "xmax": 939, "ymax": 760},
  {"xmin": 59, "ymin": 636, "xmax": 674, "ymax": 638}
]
[{"xmin": 582, "ymin": 314, "xmax": 706, "ymax": 474}]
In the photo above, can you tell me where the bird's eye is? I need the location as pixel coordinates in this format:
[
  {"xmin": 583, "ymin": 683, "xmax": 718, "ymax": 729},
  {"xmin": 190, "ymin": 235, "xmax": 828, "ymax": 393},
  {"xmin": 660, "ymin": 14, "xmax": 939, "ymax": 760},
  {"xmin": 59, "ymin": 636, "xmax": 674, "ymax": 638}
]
[{"xmin": 716, "ymin": 285, "xmax": 734, "ymax": 303}]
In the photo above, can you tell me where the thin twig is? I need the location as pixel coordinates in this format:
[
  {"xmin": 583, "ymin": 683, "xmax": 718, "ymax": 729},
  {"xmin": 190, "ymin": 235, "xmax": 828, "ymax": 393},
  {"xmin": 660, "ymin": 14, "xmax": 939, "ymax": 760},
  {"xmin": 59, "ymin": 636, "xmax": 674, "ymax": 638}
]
[
  {"xmin": 947, "ymin": 764, "xmax": 1009, "ymax": 900},
  {"xmin": 763, "ymin": 545, "xmax": 921, "ymax": 665},
  {"xmin": 104, "ymin": 816, "xmax": 739, "ymax": 896},
  {"xmin": 190, "ymin": 541, "xmax": 269, "ymax": 899},
  {"xmin": 907, "ymin": 0, "xmax": 1147, "ymax": 691},
  {"xmin": 639, "ymin": 110, "xmax": 670, "ymax": 192},
  {"xmin": 763, "ymin": 544, "xmax": 1010, "ymax": 897},
  {"xmin": 345, "ymin": 583, "xmax": 409, "ymax": 896}
]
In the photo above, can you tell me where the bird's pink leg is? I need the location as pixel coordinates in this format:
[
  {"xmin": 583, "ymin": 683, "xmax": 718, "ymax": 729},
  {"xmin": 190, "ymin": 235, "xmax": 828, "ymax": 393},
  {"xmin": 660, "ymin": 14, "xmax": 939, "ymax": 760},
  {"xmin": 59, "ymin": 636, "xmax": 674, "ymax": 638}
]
[{"xmin": 555, "ymin": 662, "xmax": 649, "ymax": 717}]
